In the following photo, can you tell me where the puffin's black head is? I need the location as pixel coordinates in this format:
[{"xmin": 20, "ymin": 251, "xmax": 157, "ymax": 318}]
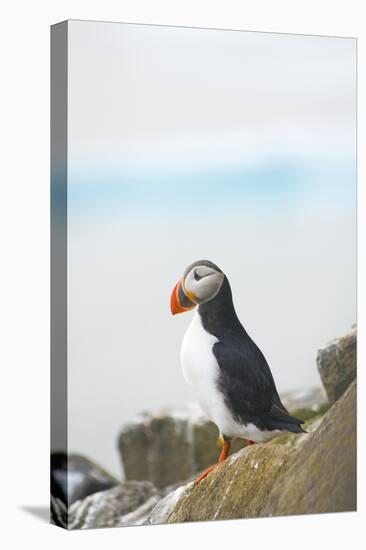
[{"xmin": 170, "ymin": 260, "xmax": 225, "ymax": 315}]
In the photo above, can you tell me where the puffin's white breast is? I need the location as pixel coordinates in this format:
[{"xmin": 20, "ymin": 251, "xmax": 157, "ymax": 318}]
[
  {"xmin": 180, "ymin": 311, "xmax": 280, "ymax": 442},
  {"xmin": 180, "ymin": 312, "xmax": 219, "ymax": 399},
  {"xmin": 180, "ymin": 312, "xmax": 238, "ymax": 438}
]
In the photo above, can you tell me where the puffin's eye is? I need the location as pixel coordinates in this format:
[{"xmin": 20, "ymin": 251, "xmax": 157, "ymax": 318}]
[{"xmin": 194, "ymin": 269, "xmax": 204, "ymax": 282}]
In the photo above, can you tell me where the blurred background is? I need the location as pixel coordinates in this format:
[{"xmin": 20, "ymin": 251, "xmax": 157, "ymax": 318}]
[{"xmin": 66, "ymin": 21, "xmax": 356, "ymax": 477}]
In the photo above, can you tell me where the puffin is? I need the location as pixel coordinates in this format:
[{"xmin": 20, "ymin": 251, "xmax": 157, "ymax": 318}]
[{"xmin": 170, "ymin": 260, "xmax": 305, "ymax": 484}]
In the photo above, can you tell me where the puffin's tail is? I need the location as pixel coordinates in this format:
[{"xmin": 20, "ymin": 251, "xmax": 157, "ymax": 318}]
[
  {"xmin": 277, "ymin": 422, "xmax": 307, "ymax": 434},
  {"xmin": 267, "ymin": 404, "xmax": 307, "ymax": 434}
]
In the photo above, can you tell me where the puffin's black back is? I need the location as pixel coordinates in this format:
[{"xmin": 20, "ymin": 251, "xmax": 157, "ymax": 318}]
[{"xmin": 198, "ymin": 276, "xmax": 305, "ymax": 434}]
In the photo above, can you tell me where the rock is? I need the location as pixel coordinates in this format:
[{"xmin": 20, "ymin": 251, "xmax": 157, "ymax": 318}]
[
  {"xmin": 119, "ymin": 415, "xmax": 194, "ymax": 489},
  {"xmin": 317, "ymin": 328, "xmax": 357, "ymax": 404},
  {"xmin": 146, "ymin": 380, "xmax": 356, "ymax": 524},
  {"xmin": 51, "ymin": 453, "xmax": 118, "ymax": 507},
  {"xmin": 118, "ymin": 406, "xmax": 245, "ymax": 489},
  {"xmin": 50, "ymin": 495, "xmax": 68, "ymax": 528},
  {"xmin": 145, "ymin": 483, "xmax": 194, "ymax": 525},
  {"xmin": 118, "ymin": 388, "xmax": 326, "ymax": 489},
  {"xmin": 164, "ymin": 445, "xmax": 292, "ymax": 523},
  {"xmin": 262, "ymin": 380, "xmax": 356, "ymax": 516},
  {"xmin": 69, "ymin": 481, "xmax": 160, "ymax": 529},
  {"xmin": 268, "ymin": 410, "xmax": 324, "ymax": 449}
]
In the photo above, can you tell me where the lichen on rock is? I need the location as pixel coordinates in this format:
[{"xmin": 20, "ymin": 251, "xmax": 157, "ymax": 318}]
[
  {"xmin": 165, "ymin": 444, "xmax": 292, "ymax": 523},
  {"xmin": 262, "ymin": 380, "xmax": 356, "ymax": 517}
]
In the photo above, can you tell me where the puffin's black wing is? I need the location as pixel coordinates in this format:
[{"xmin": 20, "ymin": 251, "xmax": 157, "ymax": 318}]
[{"xmin": 213, "ymin": 336, "xmax": 305, "ymax": 434}]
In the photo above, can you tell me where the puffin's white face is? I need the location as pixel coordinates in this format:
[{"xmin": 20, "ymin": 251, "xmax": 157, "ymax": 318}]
[
  {"xmin": 183, "ymin": 264, "xmax": 225, "ymax": 304},
  {"xmin": 170, "ymin": 260, "xmax": 225, "ymax": 315}
]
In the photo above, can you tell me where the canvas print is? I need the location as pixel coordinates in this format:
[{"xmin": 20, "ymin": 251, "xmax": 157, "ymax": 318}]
[{"xmin": 51, "ymin": 20, "xmax": 357, "ymax": 529}]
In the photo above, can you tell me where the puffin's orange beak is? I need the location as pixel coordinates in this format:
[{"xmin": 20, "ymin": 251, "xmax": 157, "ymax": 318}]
[{"xmin": 170, "ymin": 280, "xmax": 196, "ymax": 315}]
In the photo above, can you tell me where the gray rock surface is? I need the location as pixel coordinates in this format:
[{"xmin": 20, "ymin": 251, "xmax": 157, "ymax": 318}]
[
  {"xmin": 50, "ymin": 496, "xmax": 68, "ymax": 528},
  {"xmin": 69, "ymin": 481, "xmax": 160, "ymax": 529},
  {"xmin": 317, "ymin": 327, "xmax": 357, "ymax": 404},
  {"xmin": 51, "ymin": 452, "xmax": 118, "ymax": 507},
  {"xmin": 145, "ymin": 483, "xmax": 194, "ymax": 525}
]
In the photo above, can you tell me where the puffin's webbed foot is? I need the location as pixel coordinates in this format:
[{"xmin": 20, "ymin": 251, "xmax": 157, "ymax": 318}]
[
  {"xmin": 194, "ymin": 439, "xmax": 231, "ymax": 485},
  {"xmin": 194, "ymin": 463, "xmax": 219, "ymax": 485}
]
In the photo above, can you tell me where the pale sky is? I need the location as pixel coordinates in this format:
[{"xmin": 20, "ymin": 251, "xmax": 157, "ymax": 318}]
[{"xmin": 65, "ymin": 21, "xmax": 356, "ymax": 477}]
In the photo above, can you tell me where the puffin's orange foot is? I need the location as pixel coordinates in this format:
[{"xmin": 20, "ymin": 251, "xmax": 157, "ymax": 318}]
[
  {"xmin": 194, "ymin": 463, "xmax": 219, "ymax": 485},
  {"xmin": 195, "ymin": 439, "xmax": 231, "ymax": 485},
  {"xmin": 246, "ymin": 439, "xmax": 255, "ymax": 446}
]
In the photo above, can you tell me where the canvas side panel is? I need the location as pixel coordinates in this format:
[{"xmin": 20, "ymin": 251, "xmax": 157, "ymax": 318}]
[{"xmin": 50, "ymin": 20, "xmax": 68, "ymax": 529}]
